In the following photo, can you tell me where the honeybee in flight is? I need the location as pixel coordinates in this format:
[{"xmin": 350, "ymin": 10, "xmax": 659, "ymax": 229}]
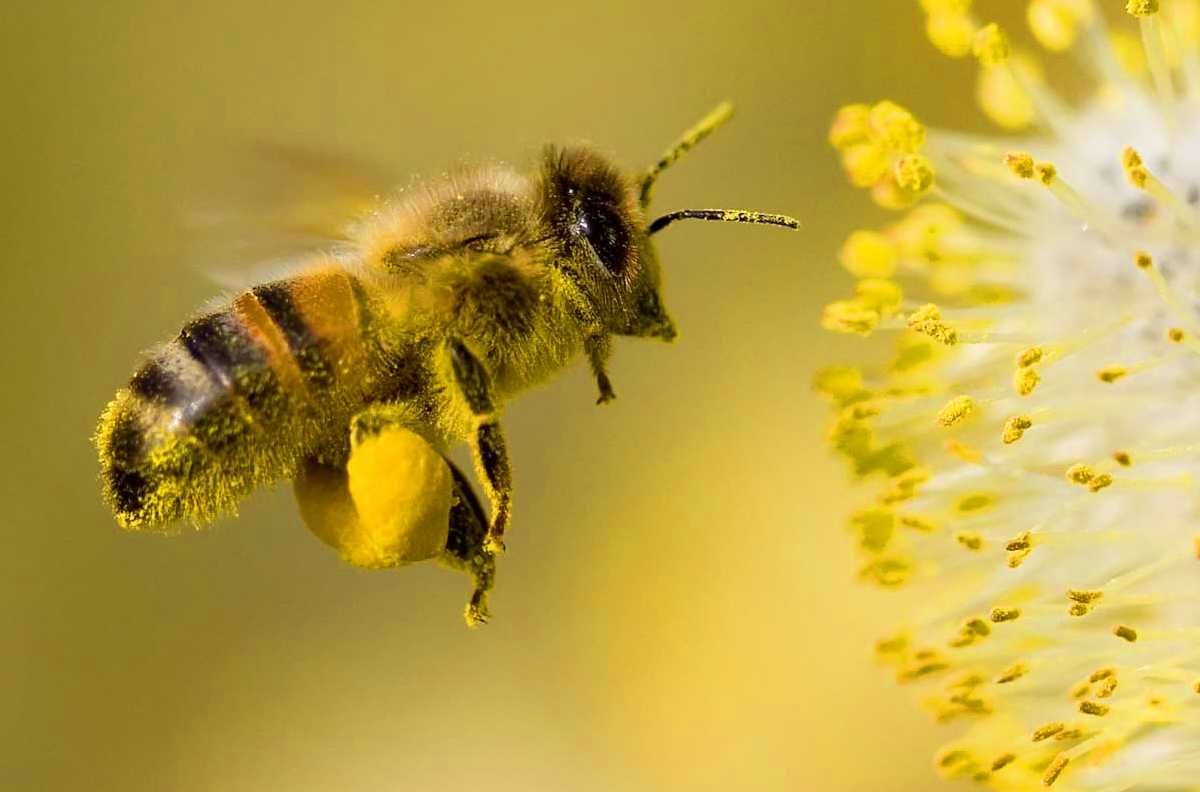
[{"xmin": 95, "ymin": 103, "xmax": 798, "ymax": 626}]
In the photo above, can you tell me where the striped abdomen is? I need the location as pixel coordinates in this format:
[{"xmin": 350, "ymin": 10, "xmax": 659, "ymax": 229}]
[{"xmin": 97, "ymin": 266, "xmax": 383, "ymax": 530}]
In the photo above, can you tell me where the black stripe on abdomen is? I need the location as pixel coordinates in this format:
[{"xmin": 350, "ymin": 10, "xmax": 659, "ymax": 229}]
[
  {"xmin": 251, "ymin": 282, "xmax": 333, "ymax": 388},
  {"xmin": 181, "ymin": 311, "xmax": 267, "ymax": 389}
]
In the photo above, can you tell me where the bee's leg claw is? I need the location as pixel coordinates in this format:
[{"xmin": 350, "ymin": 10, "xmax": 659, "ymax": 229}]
[
  {"xmin": 465, "ymin": 596, "xmax": 491, "ymax": 628},
  {"xmin": 595, "ymin": 374, "xmax": 617, "ymax": 405}
]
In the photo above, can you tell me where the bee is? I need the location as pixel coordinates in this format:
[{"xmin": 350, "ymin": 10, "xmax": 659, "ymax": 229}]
[{"xmin": 95, "ymin": 103, "xmax": 798, "ymax": 626}]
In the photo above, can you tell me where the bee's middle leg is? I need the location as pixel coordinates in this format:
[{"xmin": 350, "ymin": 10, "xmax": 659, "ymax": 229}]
[{"xmin": 447, "ymin": 338, "xmax": 512, "ymax": 555}]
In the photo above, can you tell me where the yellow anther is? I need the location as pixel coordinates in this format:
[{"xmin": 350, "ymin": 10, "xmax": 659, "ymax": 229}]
[
  {"xmin": 1113, "ymin": 450, "xmax": 1132, "ymax": 466},
  {"xmin": 1113, "ymin": 624, "xmax": 1139, "ymax": 642},
  {"xmin": 1079, "ymin": 700, "xmax": 1109, "ymax": 716},
  {"xmin": 1069, "ymin": 602, "xmax": 1090, "ymax": 617},
  {"xmin": 937, "ymin": 395, "xmax": 976, "ymax": 427},
  {"xmin": 965, "ymin": 617, "xmax": 991, "ymax": 636},
  {"xmin": 1028, "ymin": 0, "xmax": 1089, "ymax": 52},
  {"xmin": 1125, "ymin": 0, "xmax": 1159, "ymax": 16},
  {"xmin": 1005, "ymin": 531, "xmax": 1032, "ymax": 552},
  {"xmin": 822, "ymin": 300, "xmax": 880, "ymax": 336},
  {"xmin": 855, "ymin": 279, "xmax": 904, "ymax": 315},
  {"xmin": 899, "ymin": 514, "xmax": 937, "ymax": 532},
  {"xmin": 812, "ymin": 366, "xmax": 864, "ymax": 403},
  {"xmin": 840, "ymin": 142, "xmax": 891, "ymax": 188},
  {"xmin": 919, "ymin": 0, "xmax": 972, "ymax": 11},
  {"xmin": 957, "ymin": 493, "xmax": 994, "ymax": 513},
  {"xmin": 1122, "ymin": 146, "xmax": 1149, "ymax": 189},
  {"xmin": 925, "ymin": 11, "xmax": 976, "ymax": 58},
  {"xmin": 1035, "ymin": 162, "xmax": 1058, "ymax": 186},
  {"xmin": 1015, "ymin": 366, "xmax": 1042, "ymax": 396},
  {"xmin": 1088, "ymin": 473, "xmax": 1114, "ymax": 492},
  {"xmin": 1070, "ymin": 681, "xmax": 1092, "ymax": 699},
  {"xmin": 840, "ymin": 229, "xmax": 898, "ymax": 278},
  {"xmin": 1002, "ymin": 415, "xmax": 1033, "ymax": 444},
  {"xmin": 1017, "ymin": 346, "xmax": 1044, "ymax": 367},
  {"xmin": 956, "ymin": 530, "xmax": 985, "ymax": 551},
  {"xmin": 868, "ymin": 100, "xmax": 925, "ymax": 153},
  {"xmin": 908, "ymin": 303, "xmax": 959, "ymax": 345},
  {"xmin": 829, "ymin": 103, "xmax": 871, "ymax": 150},
  {"xmin": 1097, "ymin": 365, "xmax": 1129, "ymax": 383},
  {"xmin": 991, "ymin": 607, "xmax": 1021, "ymax": 622},
  {"xmin": 1096, "ymin": 677, "xmax": 1119, "ymax": 698},
  {"xmin": 1005, "ymin": 151, "xmax": 1035, "ymax": 179},
  {"xmin": 996, "ymin": 663, "xmax": 1028, "ymax": 683},
  {"xmin": 973, "ymin": 23, "xmax": 1011, "ymax": 66},
  {"xmin": 1068, "ymin": 589, "xmax": 1103, "ymax": 604},
  {"xmin": 978, "ymin": 55, "xmax": 1035, "ymax": 129},
  {"xmin": 1066, "ymin": 463, "xmax": 1096, "ymax": 485},
  {"xmin": 894, "ymin": 154, "xmax": 935, "ymax": 195},
  {"xmin": 1033, "ymin": 722, "xmax": 1065, "ymax": 741},
  {"xmin": 1195, "ymin": 535, "xmax": 1200, "ymax": 560},
  {"xmin": 1168, "ymin": 327, "xmax": 1185, "ymax": 343},
  {"xmin": 851, "ymin": 507, "xmax": 895, "ymax": 553},
  {"xmin": 1043, "ymin": 754, "xmax": 1070, "ymax": 786},
  {"xmin": 991, "ymin": 753, "xmax": 1016, "ymax": 771},
  {"xmin": 1089, "ymin": 668, "xmax": 1115, "ymax": 682},
  {"xmin": 1134, "ymin": 250, "xmax": 1154, "ymax": 270}
]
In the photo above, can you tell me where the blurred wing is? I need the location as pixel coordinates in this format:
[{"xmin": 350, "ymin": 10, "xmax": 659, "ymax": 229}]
[{"xmin": 182, "ymin": 141, "xmax": 398, "ymax": 290}]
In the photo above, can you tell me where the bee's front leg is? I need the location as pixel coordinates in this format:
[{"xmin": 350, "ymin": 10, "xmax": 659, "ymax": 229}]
[
  {"xmin": 447, "ymin": 338, "xmax": 512, "ymax": 556},
  {"xmin": 586, "ymin": 332, "xmax": 616, "ymax": 405}
]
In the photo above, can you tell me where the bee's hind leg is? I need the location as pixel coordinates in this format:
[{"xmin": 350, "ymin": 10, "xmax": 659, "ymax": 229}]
[{"xmin": 438, "ymin": 460, "xmax": 496, "ymax": 627}]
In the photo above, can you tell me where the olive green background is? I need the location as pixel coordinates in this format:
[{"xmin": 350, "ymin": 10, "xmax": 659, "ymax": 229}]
[{"xmin": 3, "ymin": 2, "xmax": 1026, "ymax": 790}]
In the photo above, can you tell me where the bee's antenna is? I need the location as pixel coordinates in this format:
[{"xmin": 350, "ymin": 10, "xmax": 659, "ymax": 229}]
[
  {"xmin": 639, "ymin": 101, "xmax": 735, "ymax": 209},
  {"xmin": 647, "ymin": 208, "xmax": 800, "ymax": 235}
]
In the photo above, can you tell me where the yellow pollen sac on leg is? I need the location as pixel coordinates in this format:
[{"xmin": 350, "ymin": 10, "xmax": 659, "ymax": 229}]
[
  {"xmin": 937, "ymin": 395, "xmax": 977, "ymax": 427},
  {"xmin": 1003, "ymin": 414, "xmax": 1033, "ymax": 444}
]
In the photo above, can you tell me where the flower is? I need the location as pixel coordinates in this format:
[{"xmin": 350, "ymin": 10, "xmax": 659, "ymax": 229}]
[{"xmin": 820, "ymin": 2, "xmax": 1200, "ymax": 788}]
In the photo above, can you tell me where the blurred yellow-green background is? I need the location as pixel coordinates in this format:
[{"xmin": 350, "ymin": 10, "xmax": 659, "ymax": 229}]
[{"xmin": 2, "ymin": 2, "xmax": 1028, "ymax": 790}]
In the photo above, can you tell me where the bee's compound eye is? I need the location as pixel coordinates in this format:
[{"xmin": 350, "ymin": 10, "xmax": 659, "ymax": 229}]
[{"xmin": 577, "ymin": 200, "xmax": 630, "ymax": 277}]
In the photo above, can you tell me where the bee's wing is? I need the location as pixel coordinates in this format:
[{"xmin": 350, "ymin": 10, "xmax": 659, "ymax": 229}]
[{"xmin": 182, "ymin": 141, "xmax": 399, "ymax": 290}]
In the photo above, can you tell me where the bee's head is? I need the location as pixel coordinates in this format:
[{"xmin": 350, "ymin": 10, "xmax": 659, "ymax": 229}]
[{"xmin": 537, "ymin": 103, "xmax": 797, "ymax": 342}]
